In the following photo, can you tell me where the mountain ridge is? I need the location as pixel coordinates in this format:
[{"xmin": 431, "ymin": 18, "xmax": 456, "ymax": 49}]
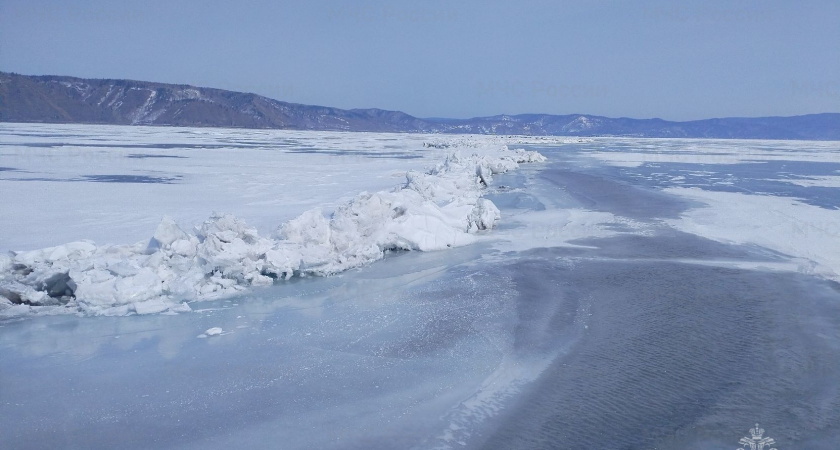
[{"xmin": 2, "ymin": 72, "xmax": 838, "ymax": 140}]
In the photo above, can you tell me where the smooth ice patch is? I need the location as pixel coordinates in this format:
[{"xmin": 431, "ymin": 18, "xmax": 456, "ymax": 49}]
[{"xmin": 487, "ymin": 208, "xmax": 649, "ymax": 253}]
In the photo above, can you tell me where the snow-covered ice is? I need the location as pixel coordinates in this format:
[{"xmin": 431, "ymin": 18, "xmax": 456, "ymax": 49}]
[
  {"xmin": 0, "ymin": 124, "xmax": 546, "ymax": 317},
  {"xmin": 583, "ymin": 137, "xmax": 840, "ymax": 167},
  {"xmin": 663, "ymin": 187, "xmax": 840, "ymax": 283},
  {"xmin": 577, "ymin": 136, "xmax": 840, "ymax": 283},
  {"xmin": 2, "ymin": 129, "xmax": 840, "ymax": 449},
  {"xmin": 199, "ymin": 327, "xmax": 223, "ymax": 337}
]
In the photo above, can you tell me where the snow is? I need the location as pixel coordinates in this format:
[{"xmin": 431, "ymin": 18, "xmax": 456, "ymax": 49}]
[
  {"xmin": 489, "ymin": 208, "xmax": 648, "ymax": 253},
  {"xmin": 780, "ymin": 175, "xmax": 840, "ymax": 188},
  {"xmin": 0, "ymin": 125, "xmax": 546, "ymax": 317},
  {"xmin": 569, "ymin": 136, "xmax": 840, "ymax": 283},
  {"xmin": 3, "ymin": 126, "xmax": 836, "ymax": 319},
  {"xmin": 664, "ymin": 187, "xmax": 840, "ymax": 283},
  {"xmin": 0, "ymin": 124, "xmax": 554, "ymax": 251},
  {"xmin": 202, "ymin": 327, "xmax": 223, "ymax": 337},
  {"xmin": 583, "ymin": 137, "xmax": 840, "ymax": 167},
  {"xmin": 2, "ymin": 130, "xmax": 839, "ymax": 449}
]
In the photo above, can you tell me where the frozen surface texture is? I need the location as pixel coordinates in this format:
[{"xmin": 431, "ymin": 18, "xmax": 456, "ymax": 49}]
[
  {"xmin": 2, "ymin": 128, "xmax": 840, "ymax": 449},
  {"xmin": 0, "ymin": 125, "xmax": 546, "ymax": 317},
  {"xmin": 664, "ymin": 187, "xmax": 840, "ymax": 283}
]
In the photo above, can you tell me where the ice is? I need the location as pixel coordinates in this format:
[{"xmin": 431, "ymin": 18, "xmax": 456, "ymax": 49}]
[
  {"xmin": 583, "ymin": 138, "xmax": 840, "ymax": 167},
  {"xmin": 133, "ymin": 298, "xmax": 174, "ymax": 315},
  {"xmin": 203, "ymin": 327, "xmax": 223, "ymax": 337},
  {"xmin": 564, "ymin": 137, "xmax": 840, "ymax": 283},
  {"xmin": 664, "ymin": 187, "xmax": 840, "ymax": 283},
  {"xmin": 0, "ymin": 124, "xmax": 559, "ymax": 252},
  {"xmin": 147, "ymin": 216, "xmax": 189, "ymax": 251},
  {"xmin": 3, "ymin": 132, "xmax": 840, "ymax": 449},
  {"xmin": 0, "ymin": 138, "xmax": 546, "ymax": 317},
  {"xmin": 780, "ymin": 175, "xmax": 840, "ymax": 188},
  {"xmin": 489, "ymin": 208, "xmax": 646, "ymax": 253}
]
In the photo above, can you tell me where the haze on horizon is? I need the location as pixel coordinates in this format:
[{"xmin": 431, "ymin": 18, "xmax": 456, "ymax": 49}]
[{"xmin": 1, "ymin": 0, "xmax": 838, "ymax": 122}]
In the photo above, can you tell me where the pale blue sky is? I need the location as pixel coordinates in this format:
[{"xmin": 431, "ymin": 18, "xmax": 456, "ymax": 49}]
[{"xmin": 1, "ymin": 0, "xmax": 838, "ymax": 120}]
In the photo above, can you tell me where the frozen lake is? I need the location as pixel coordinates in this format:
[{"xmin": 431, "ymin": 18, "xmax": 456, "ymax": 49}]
[
  {"xmin": 0, "ymin": 124, "xmax": 449, "ymax": 250},
  {"xmin": 2, "ymin": 124, "xmax": 840, "ymax": 448}
]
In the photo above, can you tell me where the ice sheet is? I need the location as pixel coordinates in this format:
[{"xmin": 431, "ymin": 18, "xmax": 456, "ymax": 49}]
[
  {"xmin": 664, "ymin": 187, "xmax": 840, "ymax": 283},
  {"xmin": 582, "ymin": 137, "xmax": 840, "ymax": 167},
  {"xmin": 780, "ymin": 174, "xmax": 840, "ymax": 188},
  {"xmin": 3, "ymin": 131, "xmax": 840, "ymax": 449},
  {"xmin": 0, "ymin": 124, "xmax": 547, "ymax": 317},
  {"xmin": 0, "ymin": 124, "xmax": 441, "ymax": 250}
]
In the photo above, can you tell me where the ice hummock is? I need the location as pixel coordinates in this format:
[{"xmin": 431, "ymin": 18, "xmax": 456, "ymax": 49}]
[{"xmin": 0, "ymin": 147, "xmax": 545, "ymax": 317}]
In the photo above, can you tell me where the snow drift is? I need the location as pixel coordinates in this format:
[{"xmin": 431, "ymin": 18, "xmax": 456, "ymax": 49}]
[{"xmin": 0, "ymin": 147, "xmax": 545, "ymax": 317}]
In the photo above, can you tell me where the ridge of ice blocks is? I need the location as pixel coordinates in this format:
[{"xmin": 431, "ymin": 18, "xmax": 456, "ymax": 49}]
[{"xmin": 0, "ymin": 146, "xmax": 546, "ymax": 317}]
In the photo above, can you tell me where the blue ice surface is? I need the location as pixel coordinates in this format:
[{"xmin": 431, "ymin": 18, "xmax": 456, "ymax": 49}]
[
  {"xmin": 568, "ymin": 139, "xmax": 840, "ymax": 209},
  {"xmin": 612, "ymin": 160, "xmax": 840, "ymax": 209},
  {"xmin": 1, "ymin": 239, "xmax": 581, "ymax": 449}
]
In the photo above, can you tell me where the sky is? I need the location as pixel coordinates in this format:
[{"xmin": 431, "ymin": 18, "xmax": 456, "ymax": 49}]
[{"xmin": 1, "ymin": 0, "xmax": 838, "ymax": 121}]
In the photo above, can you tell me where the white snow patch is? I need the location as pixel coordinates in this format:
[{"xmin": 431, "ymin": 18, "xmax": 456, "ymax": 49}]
[
  {"xmin": 779, "ymin": 175, "xmax": 840, "ymax": 188},
  {"xmin": 488, "ymin": 208, "xmax": 646, "ymax": 253},
  {"xmin": 664, "ymin": 187, "xmax": 840, "ymax": 283},
  {"xmin": 0, "ymin": 144, "xmax": 546, "ymax": 317},
  {"xmin": 584, "ymin": 138, "xmax": 840, "ymax": 167}
]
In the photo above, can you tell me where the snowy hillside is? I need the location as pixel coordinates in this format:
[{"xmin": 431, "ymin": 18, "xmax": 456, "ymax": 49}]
[{"xmin": 3, "ymin": 72, "xmax": 839, "ymax": 139}]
